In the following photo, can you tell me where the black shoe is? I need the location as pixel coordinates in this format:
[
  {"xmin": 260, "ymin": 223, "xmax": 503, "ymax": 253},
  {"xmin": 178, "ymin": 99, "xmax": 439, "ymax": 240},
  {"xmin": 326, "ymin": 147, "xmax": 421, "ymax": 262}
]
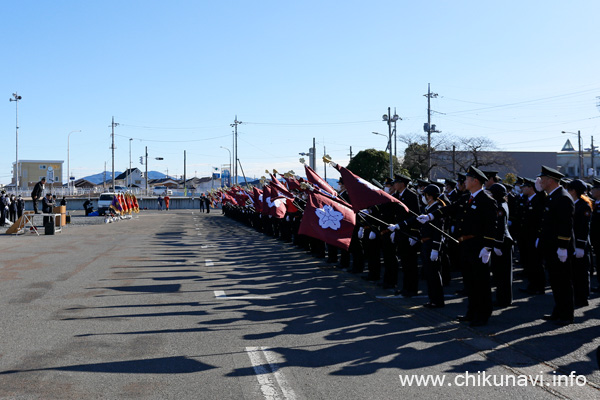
[
  {"xmin": 401, "ymin": 291, "xmax": 417, "ymax": 298},
  {"xmin": 470, "ymin": 320, "xmax": 488, "ymax": 327},
  {"xmin": 542, "ymin": 314, "xmax": 559, "ymax": 321},
  {"xmin": 382, "ymin": 284, "xmax": 395, "ymax": 290},
  {"xmin": 553, "ymin": 319, "xmax": 573, "ymax": 326},
  {"xmin": 575, "ymin": 301, "xmax": 589, "ymax": 308},
  {"xmin": 519, "ymin": 287, "xmax": 544, "ymax": 295},
  {"xmin": 456, "ymin": 315, "xmax": 472, "ymax": 322},
  {"xmin": 591, "ymin": 287, "xmax": 600, "ymax": 293},
  {"xmin": 423, "ymin": 302, "xmax": 444, "ymax": 309}
]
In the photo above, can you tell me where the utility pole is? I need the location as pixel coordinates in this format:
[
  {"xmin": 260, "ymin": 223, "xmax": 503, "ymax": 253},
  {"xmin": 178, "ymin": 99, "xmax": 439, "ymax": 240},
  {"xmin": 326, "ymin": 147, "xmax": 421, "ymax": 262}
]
[
  {"xmin": 592, "ymin": 136, "xmax": 596, "ymax": 176},
  {"xmin": 9, "ymin": 92, "xmax": 22, "ymax": 193},
  {"xmin": 452, "ymin": 145, "xmax": 456, "ymax": 176},
  {"xmin": 145, "ymin": 146, "xmax": 148, "ymax": 194},
  {"xmin": 110, "ymin": 116, "xmax": 119, "ymax": 191},
  {"xmin": 230, "ymin": 116, "xmax": 242, "ymax": 185},
  {"xmin": 348, "ymin": 146, "xmax": 353, "ymax": 161},
  {"xmin": 382, "ymin": 107, "xmax": 400, "ymax": 178},
  {"xmin": 183, "ymin": 150, "xmax": 187, "ymax": 195},
  {"xmin": 424, "ymin": 84, "xmax": 440, "ymax": 179}
]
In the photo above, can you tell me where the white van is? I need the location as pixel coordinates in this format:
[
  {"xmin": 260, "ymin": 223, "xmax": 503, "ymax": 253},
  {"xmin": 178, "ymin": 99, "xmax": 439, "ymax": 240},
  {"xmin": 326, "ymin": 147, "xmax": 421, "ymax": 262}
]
[{"xmin": 97, "ymin": 193, "xmax": 116, "ymax": 215}]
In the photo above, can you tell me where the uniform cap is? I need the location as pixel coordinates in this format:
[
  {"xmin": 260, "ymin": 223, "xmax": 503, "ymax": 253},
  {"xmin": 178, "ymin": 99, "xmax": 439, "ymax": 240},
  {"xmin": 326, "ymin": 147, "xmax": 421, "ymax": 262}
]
[
  {"xmin": 393, "ymin": 174, "xmax": 411, "ymax": 184},
  {"xmin": 465, "ymin": 166, "xmax": 487, "ymax": 183},
  {"xmin": 537, "ymin": 165, "xmax": 564, "ymax": 180},
  {"xmin": 489, "ymin": 183, "xmax": 507, "ymax": 199},
  {"xmin": 423, "ymin": 184, "xmax": 440, "ymax": 197}
]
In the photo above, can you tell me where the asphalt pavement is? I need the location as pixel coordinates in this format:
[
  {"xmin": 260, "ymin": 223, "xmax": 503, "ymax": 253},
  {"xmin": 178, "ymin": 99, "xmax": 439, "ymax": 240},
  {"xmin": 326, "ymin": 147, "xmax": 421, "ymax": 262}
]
[{"xmin": 0, "ymin": 210, "xmax": 598, "ymax": 399}]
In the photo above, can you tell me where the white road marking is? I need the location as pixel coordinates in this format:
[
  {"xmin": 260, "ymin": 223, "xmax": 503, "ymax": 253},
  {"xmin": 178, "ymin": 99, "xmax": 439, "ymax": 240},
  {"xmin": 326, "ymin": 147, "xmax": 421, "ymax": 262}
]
[
  {"xmin": 245, "ymin": 347, "xmax": 297, "ymax": 400},
  {"xmin": 213, "ymin": 290, "xmax": 271, "ymax": 300},
  {"xmin": 205, "ymin": 259, "xmax": 214, "ymax": 267}
]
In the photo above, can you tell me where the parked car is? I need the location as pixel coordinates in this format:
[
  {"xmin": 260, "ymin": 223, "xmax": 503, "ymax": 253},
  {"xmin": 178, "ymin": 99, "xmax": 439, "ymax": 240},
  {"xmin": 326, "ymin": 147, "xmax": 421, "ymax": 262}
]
[
  {"xmin": 97, "ymin": 193, "xmax": 116, "ymax": 215},
  {"xmin": 153, "ymin": 186, "xmax": 172, "ymax": 196}
]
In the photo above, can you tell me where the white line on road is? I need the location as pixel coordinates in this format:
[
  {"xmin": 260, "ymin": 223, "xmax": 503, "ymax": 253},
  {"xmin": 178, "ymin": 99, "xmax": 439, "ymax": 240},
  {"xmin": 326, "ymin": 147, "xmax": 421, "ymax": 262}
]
[
  {"xmin": 205, "ymin": 259, "xmax": 214, "ymax": 267},
  {"xmin": 245, "ymin": 346, "xmax": 297, "ymax": 400},
  {"xmin": 213, "ymin": 290, "xmax": 271, "ymax": 300},
  {"xmin": 376, "ymin": 294, "xmax": 458, "ymax": 299}
]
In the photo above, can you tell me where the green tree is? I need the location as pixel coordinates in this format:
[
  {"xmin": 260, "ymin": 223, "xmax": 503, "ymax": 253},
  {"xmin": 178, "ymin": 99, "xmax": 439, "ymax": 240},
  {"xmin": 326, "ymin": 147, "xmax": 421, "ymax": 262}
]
[
  {"xmin": 346, "ymin": 148, "xmax": 401, "ymax": 183},
  {"xmin": 402, "ymin": 142, "xmax": 429, "ymax": 178}
]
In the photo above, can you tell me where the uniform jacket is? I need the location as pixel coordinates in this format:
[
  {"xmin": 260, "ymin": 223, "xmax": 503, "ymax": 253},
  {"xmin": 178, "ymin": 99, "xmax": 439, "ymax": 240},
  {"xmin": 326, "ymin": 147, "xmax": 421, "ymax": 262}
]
[
  {"xmin": 31, "ymin": 181, "xmax": 44, "ymax": 199},
  {"xmin": 519, "ymin": 192, "xmax": 546, "ymax": 243},
  {"xmin": 573, "ymin": 198, "xmax": 592, "ymax": 250},
  {"xmin": 538, "ymin": 186, "xmax": 574, "ymax": 252},
  {"xmin": 432, "ymin": 188, "xmax": 498, "ymax": 248}
]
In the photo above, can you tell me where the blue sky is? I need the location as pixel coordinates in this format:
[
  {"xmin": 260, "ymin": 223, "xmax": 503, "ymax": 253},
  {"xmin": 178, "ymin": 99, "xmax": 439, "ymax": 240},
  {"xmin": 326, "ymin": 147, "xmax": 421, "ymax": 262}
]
[{"xmin": 2, "ymin": 1, "xmax": 599, "ymax": 185}]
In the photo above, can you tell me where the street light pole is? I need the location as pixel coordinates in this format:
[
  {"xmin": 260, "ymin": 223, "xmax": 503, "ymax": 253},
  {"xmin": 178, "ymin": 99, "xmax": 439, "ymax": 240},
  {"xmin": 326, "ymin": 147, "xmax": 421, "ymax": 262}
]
[
  {"xmin": 382, "ymin": 107, "xmax": 400, "ymax": 179},
  {"xmin": 9, "ymin": 92, "xmax": 22, "ymax": 194},
  {"xmin": 67, "ymin": 130, "xmax": 82, "ymax": 195},
  {"xmin": 562, "ymin": 130, "xmax": 584, "ymax": 178},
  {"xmin": 129, "ymin": 138, "xmax": 133, "ymax": 188}
]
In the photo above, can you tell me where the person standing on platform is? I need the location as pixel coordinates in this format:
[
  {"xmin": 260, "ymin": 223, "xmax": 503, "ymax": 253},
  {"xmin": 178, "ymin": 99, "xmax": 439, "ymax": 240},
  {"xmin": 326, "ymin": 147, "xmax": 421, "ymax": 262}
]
[
  {"xmin": 157, "ymin": 195, "xmax": 163, "ymax": 211},
  {"xmin": 537, "ymin": 166, "xmax": 575, "ymax": 326},
  {"xmin": 164, "ymin": 194, "xmax": 170, "ymax": 211},
  {"xmin": 31, "ymin": 177, "xmax": 45, "ymax": 214}
]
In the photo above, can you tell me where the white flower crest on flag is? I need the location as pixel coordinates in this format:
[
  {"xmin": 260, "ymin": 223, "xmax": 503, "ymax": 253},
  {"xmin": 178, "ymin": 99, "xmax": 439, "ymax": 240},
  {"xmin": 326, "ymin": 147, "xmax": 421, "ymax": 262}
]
[
  {"xmin": 266, "ymin": 196, "xmax": 282, "ymax": 208},
  {"xmin": 315, "ymin": 204, "xmax": 344, "ymax": 230},
  {"xmin": 357, "ymin": 177, "xmax": 380, "ymax": 191}
]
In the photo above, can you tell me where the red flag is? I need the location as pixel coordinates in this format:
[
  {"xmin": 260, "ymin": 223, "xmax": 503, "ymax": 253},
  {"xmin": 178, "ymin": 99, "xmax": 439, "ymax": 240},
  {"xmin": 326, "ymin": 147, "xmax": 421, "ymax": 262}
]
[
  {"xmin": 269, "ymin": 180, "xmax": 295, "ymax": 200},
  {"xmin": 304, "ymin": 165, "xmax": 337, "ymax": 197},
  {"xmin": 283, "ymin": 175, "xmax": 302, "ymax": 192},
  {"xmin": 334, "ymin": 164, "xmax": 409, "ymax": 213},
  {"xmin": 252, "ymin": 187, "xmax": 263, "ymax": 213},
  {"xmin": 298, "ymin": 191, "xmax": 356, "ymax": 251}
]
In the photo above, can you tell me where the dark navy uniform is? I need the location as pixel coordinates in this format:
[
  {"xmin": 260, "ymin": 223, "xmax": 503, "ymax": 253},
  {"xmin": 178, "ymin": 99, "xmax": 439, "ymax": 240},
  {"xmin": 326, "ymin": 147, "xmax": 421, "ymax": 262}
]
[
  {"xmin": 571, "ymin": 196, "xmax": 592, "ymax": 307},
  {"xmin": 539, "ymin": 183, "xmax": 575, "ymax": 323},
  {"xmin": 519, "ymin": 190, "xmax": 546, "ymax": 293},
  {"xmin": 395, "ymin": 187, "xmax": 421, "ymax": 295},
  {"xmin": 430, "ymin": 186, "xmax": 497, "ymax": 324}
]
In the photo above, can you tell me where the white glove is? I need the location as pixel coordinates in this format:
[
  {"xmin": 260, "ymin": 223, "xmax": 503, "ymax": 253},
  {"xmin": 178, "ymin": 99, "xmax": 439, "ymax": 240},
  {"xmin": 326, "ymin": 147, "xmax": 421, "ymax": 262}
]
[
  {"xmin": 493, "ymin": 248, "xmax": 503, "ymax": 256},
  {"xmin": 268, "ymin": 215, "xmax": 272, "ymax": 218},
  {"xmin": 535, "ymin": 238, "xmax": 539, "ymax": 248},
  {"xmin": 574, "ymin": 248, "xmax": 585, "ymax": 258},
  {"xmin": 430, "ymin": 250, "xmax": 439, "ymax": 262},
  {"xmin": 368, "ymin": 231, "xmax": 376, "ymax": 240},
  {"xmin": 286, "ymin": 215, "xmax": 290, "ymax": 222},
  {"xmin": 360, "ymin": 209, "xmax": 371, "ymax": 215},
  {"xmin": 388, "ymin": 224, "xmax": 400, "ymax": 232},
  {"xmin": 450, "ymin": 226, "xmax": 455, "ymax": 233},
  {"xmin": 409, "ymin": 238, "xmax": 418, "ymax": 246},
  {"xmin": 357, "ymin": 227, "xmax": 364, "ymax": 239},
  {"xmin": 417, "ymin": 214, "xmax": 431, "ymax": 224},
  {"xmin": 390, "ymin": 232, "xmax": 396, "ymax": 243},
  {"xmin": 557, "ymin": 248, "xmax": 568, "ymax": 262},
  {"xmin": 479, "ymin": 248, "xmax": 491, "ymax": 264}
]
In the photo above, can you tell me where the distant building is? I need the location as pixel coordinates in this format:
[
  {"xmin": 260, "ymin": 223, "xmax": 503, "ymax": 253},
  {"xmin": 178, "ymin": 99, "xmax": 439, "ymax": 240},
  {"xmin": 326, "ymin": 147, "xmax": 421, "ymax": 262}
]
[
  {"xmin": 429, "ymin": 140, "xmax": 600, "ymax": 181},
  {"xmin": 11, "ymin": 160, "xmax": 64, "ymax": 190},
  {"xmin": 115, "ymin": 168, "xmax": 144, "ymax": 187}
]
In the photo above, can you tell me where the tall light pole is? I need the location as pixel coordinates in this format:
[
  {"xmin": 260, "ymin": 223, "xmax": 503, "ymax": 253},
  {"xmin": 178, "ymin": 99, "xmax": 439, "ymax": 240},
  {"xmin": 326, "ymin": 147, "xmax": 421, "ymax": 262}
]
[
  {"xmin": 67, "ymin": 130, "xmax": 82, "ymax": 195},
  {"xmin": 230, "ymin": 116, "xmax": 242, "ymax": 185},
  {"xmin": 109, "ymin": 117, "xmax": 119, "ymax": 191},
  {"xmin": 382, "ymin": 107, "xmax": 400, "ymax": 178},
  {"xmin": 220, "ymin": 146, "xmax": 231, "ymax": 187},
  {"xmin": 129, "ymin": 138, "xmax": 133, "ymax": 188},
  {"xmin": 372, "ymin": 131, "xmax": 389, "ymax": 152},
  {"xmin": 9, "ymin": 92, "xmax": 22, "ymax": 193},
  {"xmin": 424, "ymin": 84, "xmax": 440, "ymax": 179},
  {"xmin": 562, "ymin": 130, "xmax": 583, "ymax": 178}
]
